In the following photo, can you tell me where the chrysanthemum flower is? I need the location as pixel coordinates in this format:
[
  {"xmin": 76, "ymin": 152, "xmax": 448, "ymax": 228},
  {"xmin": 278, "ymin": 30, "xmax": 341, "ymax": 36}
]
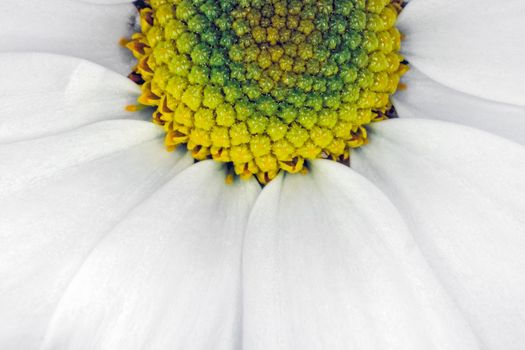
[{"xmin": 1, "ymin": 0, "xmax": 524, "ymax": 349}]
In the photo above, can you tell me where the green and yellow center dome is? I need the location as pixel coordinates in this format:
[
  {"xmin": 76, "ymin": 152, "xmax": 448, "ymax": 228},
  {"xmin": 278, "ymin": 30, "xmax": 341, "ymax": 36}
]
[{"xmin": 126, "ymin": 0, "xmax": 406, "ymax": 183}]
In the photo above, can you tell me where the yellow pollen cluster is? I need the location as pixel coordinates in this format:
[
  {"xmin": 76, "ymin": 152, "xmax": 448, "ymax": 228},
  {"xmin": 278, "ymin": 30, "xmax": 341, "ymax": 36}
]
[{"xmin": 126, "ymin": 0, "xmax": 407, "ymax": 183}]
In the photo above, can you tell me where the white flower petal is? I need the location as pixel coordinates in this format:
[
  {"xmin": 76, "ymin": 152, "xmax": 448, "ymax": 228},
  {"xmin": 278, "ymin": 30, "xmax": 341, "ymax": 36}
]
[
  {"xmin": 242, "ymin": 160, "xmax": 479, "ymax": 350},
  {"xmin": 0, "ymin": 139, "xmax": 192, "ymax": 350},
  {"xmin": 0, "ymin": 53, "xmax": 144, "ymax": 144},
  {"xmin": 0, "ymin": 119, "xmax": 164, "ymax": 197},
  {"xmin": 394, "ymin": 68, "xmax": 525, "ymax": 145},
  {"xmin": 41, "ymin": 161, "xmax": 261, "ymax": 350},
  {"xmin": 398, "ymin": 0, "xmax": 525, "ymax": 106},
  {"xmin": 352, "ymin": 118, "xmax": 525, "ymax": 350},
  {"xmin": 0, "ymin": 0, "xmax": 136, "ymax": 74},
  {"xmin": 82, "ymin": 0, "xmax": 134, "ymax": 3}
]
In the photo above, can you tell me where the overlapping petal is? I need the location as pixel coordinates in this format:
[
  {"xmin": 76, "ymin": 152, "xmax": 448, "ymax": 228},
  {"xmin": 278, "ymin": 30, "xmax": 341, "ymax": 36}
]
[
  {"xmin": 0, "ymin": 120, "xmax": 166, "ymax": 196},
  {"xmin": 0, "ymin": 53, "xmax": 144, "ymax": 144},
  {"xmin": 242, "ymin": 160, "xmax": 479, "ymax": 350},
  {"xmin": 0, "ymin": 129, "xmax": 192, "ymax": 349},
  {"xmin": 41, "ymin": 161, "xmax": 260, "ymax": 350},
  {"xmin": 394, "ymin": 68, "xmax": 525, "ymax": 145},
  {"xmin": 399, "ymin": 0, "xmax": 525, "ymax": 106},
  {"xmin": 353, "ymin": 118, "xmax": 525, "ymax": 350},
  {"xmin": 0, "ymin": 0, "xmax": 136, "ymax": 74}
]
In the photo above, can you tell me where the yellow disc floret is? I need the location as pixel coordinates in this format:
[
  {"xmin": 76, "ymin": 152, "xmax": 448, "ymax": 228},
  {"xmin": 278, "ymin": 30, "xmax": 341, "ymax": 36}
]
[{"xmin": 126, "ymin": 0, "xmax": 407, "ymax": 184}]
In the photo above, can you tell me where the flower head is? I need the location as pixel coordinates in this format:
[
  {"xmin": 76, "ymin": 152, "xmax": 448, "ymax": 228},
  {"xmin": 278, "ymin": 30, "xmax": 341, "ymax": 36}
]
[
  {"xmin": 126, "ymin": 0, "xmax": 406, "ymax": 182},
  {"xmin": 1, "ymin": 0, "xmax": 525, "ymax": 349}
]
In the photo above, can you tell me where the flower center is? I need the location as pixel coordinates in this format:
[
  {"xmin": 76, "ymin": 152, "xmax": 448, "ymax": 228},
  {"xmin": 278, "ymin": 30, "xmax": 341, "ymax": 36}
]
[{"xmin": 126, "ymin": 0, "xmax": 406, "ymax": 183}]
